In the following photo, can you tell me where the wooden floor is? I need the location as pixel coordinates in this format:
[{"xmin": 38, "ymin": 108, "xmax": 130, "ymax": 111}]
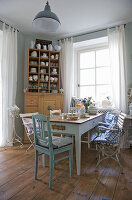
[{"xmin": 0, "ymin": 144, "xmax": 132, "ymax": 200}]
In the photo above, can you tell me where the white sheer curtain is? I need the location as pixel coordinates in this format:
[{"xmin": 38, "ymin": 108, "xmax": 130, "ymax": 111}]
[
  {"xmin": 107, "ymin": 25, "xmax": 127, "ymax": 113},
  {"xmin": 0, "ymin": 23, "xmax": 17, "ymax": 146},
  {"xmin": 59, "ymin": 38, "xmax": 74, "ymax": 112}
]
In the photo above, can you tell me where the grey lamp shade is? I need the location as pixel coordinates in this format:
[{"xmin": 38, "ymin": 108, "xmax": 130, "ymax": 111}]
[{"xmin": 33, "ymin": 1, "xmax": 61, "ymax": 32}]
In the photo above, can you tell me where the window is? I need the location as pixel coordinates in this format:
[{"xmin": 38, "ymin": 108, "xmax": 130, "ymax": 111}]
[{"xmin": 77, "ymin": 45, "xmax": 112, "ymax": 104}]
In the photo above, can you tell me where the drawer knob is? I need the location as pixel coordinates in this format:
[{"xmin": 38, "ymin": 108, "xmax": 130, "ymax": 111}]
[{"xmin": 47, "ymin": 106, "xmax": 52, "ymax": 110}]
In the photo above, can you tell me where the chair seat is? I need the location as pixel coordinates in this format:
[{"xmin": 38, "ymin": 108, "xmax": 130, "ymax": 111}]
[
  {"xmin": 38, "ymin": 136, "xmax": 72, "ymax": 149},
  {"xmin": 90, "ymin": 130, "xmax": 120, "ymax": 145}
]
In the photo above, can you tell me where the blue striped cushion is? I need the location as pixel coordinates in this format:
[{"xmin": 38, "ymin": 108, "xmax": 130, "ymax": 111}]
[
  {"xmin": 38, "ymin": 136, "xmax": 72, "ymax": 149},
  {"xmin": 90, "ymin": 126, "xmax": 120, "ymax": 145}
]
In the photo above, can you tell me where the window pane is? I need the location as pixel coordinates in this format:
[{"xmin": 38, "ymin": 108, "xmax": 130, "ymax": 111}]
[
  {"xmin": 96, "ymin": 67, "xmax": 111, "ymax": 84},
  {"xmin": 80, "ymin": 51, "xmax": 95, "ymax": 69},
  {"xmin": 80, "ymin": 86, "xmax": 95, "ymax": 100},
  {"xmin": 96, "ymin": 85, "xmax": 112, "ymax": 102},
  {"xmin": 80, "ymin": 69, "xmax": 95, "ymax": 85},
  {"xmin": 96, "ymin": 49, "xmax": 109, "ymax": 66}
]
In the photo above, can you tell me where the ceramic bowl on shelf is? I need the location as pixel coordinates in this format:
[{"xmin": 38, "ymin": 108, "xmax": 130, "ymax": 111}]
[
  {"xmin": 51, "ymin": 90, "xmax": 58, "ymax": 93},
  {"xmin": 33, "ymin": 75, "xmax": 38, "ymax": 81},
  {"xmin": 53, "ymin": 68, "xmax": 57, "ymax": 72},
  {"xmin": 31, "ymin": 51, "xmax": 37, "ymax": 57},
  {"xmin": 29, "ymin": 76, "xmax": 33, "ymax": 81},
  {"xmin": 50, "ymin": 77, "xmax": 54, "ymax": 82},
  {"xmin": 54, "ymin": 77, "xmax": 58, "ymax": 82},
  {"xmin": 51, "ymin": 55, "xmax": 54, "ymax": 59},
  {"xmin": 55, "ymin": 54, "xmax": 59, "ymax": 59},
  {"xmin": 40, "ymin": 69, "xmax": 46, "ymax": 73},
  {"xmin": 41, "ymin": 61, "xmax": 45, "ymax": 66},
  {"xmin": 30, "ymin": 68, "xmax": 37, "ymax": 73},
  {"xmin": 52, "ymin": 72, "xmax": 57, "ymax": 75}
]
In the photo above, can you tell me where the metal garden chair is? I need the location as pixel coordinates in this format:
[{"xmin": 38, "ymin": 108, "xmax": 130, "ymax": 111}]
[
  {"xmin": 20, "ymin": 112, "xmax": 38, "ymax": 153},
  {"xmin": 90, "ymin": 112, "xmax": 126, "ymax": 173},
  {"xmin": 97, "ymin": 111, "xmax": 118, "ymax": 132},
  {"xmin": 32, "ymin": 114, "xmax": 73, "ymax": 189},
  {"xmin": 82, "ymin": 112, "xmax": 118, "ymax": 149}
]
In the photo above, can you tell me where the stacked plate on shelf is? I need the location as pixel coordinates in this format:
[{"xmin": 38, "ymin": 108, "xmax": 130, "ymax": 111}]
[{"xmin": 30, "ymin": 68, "xmax": 37, "ymax": 73}]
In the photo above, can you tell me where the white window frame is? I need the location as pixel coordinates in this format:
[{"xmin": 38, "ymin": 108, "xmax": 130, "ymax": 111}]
[{"xmin": 76, "ymin": 44, "xmax": 111, "ymax": 101}]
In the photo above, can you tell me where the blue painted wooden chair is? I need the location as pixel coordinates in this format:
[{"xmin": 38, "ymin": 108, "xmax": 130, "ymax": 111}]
[
  {"xmin": 32, "ymin": 114, "xmax": 73, "ymax": 189},
  {"xmin": 90, "ymin": 112, "xmax": 126, "ymax": 173}
]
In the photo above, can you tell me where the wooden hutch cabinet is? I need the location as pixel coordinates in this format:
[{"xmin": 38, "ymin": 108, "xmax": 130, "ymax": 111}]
[{"xmin": 24, "ymin": 47, "xmax": 63, "ymax": 143}]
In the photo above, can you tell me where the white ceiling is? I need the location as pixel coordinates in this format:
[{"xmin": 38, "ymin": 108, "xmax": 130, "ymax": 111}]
[{"xmin": 0, "ymin": 0, "xmax": 132, "ymax": 39}]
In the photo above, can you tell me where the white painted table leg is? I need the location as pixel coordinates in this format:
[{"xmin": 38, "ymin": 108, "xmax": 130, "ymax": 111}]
[
  {"xmin": 88, "ymin": 131, "xmax": 90, "ymax": 149},
  {"xmin": 75, "ymin": 133, "xmax": 81, "ymax": 175},
  {"xmin": 42, "ymin": 154, "xmax": 46, "ymax": 167}
]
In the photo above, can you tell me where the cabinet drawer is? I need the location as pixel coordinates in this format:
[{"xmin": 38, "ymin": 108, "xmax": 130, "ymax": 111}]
[
  {"xmin": 25, "ymin": 96, "xmax": 38, "ymax": 106},
  {"xmin": 25, "ymin": 106, "xmax": 38, "ymax": 113},
  {"xmin": 91, "ymin": 116, "xmax": 103, "ymax": 129}
]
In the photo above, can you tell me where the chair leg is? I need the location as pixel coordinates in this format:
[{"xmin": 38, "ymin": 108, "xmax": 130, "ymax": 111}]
[
  {"xmin": 53, "ymin": 154, "xmax": 55, "ymax": 169},
  {"xmin": 115, "ymin": 154, "xmax": 123, "ymax": 173},
  {"xmin": 34, "ymin": 150, "xmax": 38, "ymax": 180},
  {"xmin": 69, "ymin": 148, "xmax": 73, "ymax": 177},
  {"xmin": 26, "ymin": 143, "xmax": 34, "ymax": 154},
  {"xmin": 49, "ymin": 154, "xmax": 53, "ymax": 189},
  {"xmin": 26, "ymin": 135, "xmax": 34, "ymax": 153}
]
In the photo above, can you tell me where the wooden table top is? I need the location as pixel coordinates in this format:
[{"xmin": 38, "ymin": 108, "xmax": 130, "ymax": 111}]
[{"xmin": 50, "ymin": 113, "xmax": 103, "ymax": 124}]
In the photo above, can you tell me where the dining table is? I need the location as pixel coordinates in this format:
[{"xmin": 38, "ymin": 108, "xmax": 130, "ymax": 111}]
[{"xmin": 42, "ymin": 113, "xmax": 103, "ymax": 175}]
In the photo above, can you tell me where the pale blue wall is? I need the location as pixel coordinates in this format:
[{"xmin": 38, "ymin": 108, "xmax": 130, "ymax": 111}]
[
  {"xmin": 125, "ymin": 22, "xmax": 132, "ymax": 88},
  {"xmin": 16, "ymin": 32, "xmax": 25, "ymax": 139},
  {"xmin": 73, "ymin": 29, "xmax": 107, "ymax": 43}
]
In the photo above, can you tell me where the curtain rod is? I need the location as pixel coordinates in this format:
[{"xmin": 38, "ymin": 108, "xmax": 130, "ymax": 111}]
[
  {"xmin": 58, "ymin": 24, "xmax": 126, "ymax": 41},
  {"xmin": 0, "ymin": 19, "xmax": 19, "ymax": 32}
]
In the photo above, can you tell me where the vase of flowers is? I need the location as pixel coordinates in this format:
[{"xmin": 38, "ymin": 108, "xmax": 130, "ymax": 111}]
[{"xmin": 81, "ymin": 97, "xmax": 93, "ymax": 113}]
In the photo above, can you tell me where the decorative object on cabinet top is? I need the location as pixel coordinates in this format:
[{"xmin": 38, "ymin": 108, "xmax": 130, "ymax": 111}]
[{"xmin": 30, "ymin": 39, "xmax": 61, "ymax": 52}]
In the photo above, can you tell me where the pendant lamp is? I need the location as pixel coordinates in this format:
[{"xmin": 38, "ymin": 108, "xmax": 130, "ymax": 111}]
[{"xmin": 33, "ymin": 1, "xmax": 61, "ymax": 32}]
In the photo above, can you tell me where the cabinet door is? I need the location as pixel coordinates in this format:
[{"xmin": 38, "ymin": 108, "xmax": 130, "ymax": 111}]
[
  {"xmin": 39, "ymin": 97, "xmax": 56, "ymax": 117},
  {"xmin": 44, "ymin": 100, "xmax": 56, "ymax": 116}
]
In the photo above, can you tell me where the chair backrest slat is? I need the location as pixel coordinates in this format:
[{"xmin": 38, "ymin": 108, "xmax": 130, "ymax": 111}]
[
  {"xmin": 117, "ymin": 112, "xmax": 126, "ymax": 131},
  {"xmin": 50, "ymin": 110, "xmax": 61, "ymax": 118},
  {"xmin": 32, "ymin": 114, "xmax": 53, "ymax": 149}
]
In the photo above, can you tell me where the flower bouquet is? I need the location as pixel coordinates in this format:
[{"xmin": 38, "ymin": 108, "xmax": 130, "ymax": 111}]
[{"xmin": 81, "ymin": 97, "xmax": 93, "ymax": 113}]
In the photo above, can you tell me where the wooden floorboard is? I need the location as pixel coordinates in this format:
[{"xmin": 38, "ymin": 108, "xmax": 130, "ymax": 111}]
[{"xmin": 0, "ymin": 145, "xmax": 131, "ymax": 200}]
